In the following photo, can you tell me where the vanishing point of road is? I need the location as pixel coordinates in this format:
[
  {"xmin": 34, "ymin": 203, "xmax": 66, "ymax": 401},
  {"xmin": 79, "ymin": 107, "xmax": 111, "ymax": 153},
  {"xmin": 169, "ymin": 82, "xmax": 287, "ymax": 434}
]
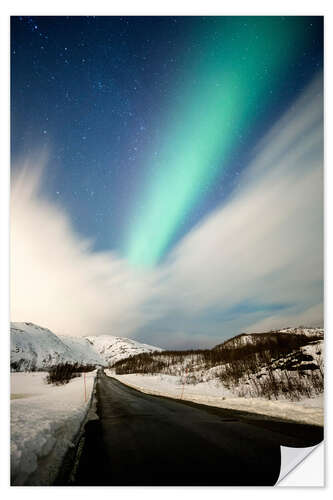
[{"xmin": 65, "ymin": 370, "xmax": 323, "ymax": 486}]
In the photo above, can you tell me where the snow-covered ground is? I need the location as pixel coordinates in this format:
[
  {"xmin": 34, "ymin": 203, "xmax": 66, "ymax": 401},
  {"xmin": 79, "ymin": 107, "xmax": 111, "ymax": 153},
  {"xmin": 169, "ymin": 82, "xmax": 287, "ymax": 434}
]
[
  {"xmin": 107, "ymin": 371, "xmax": 323, "ymax": 427},
  {"xmin": 11, "ymin": 370, "xmax": 96, "ymax": 485}
]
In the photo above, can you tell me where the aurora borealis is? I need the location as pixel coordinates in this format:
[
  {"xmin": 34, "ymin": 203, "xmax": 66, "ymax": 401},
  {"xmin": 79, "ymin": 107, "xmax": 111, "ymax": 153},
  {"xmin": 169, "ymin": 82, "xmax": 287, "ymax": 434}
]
[
  {"xmin": 125, "ymin": 17, "xmax": 320, "ymax": 267},
  {"xmin": 11, "ymin": 16, "xmax": 324, "ymax": 347}
]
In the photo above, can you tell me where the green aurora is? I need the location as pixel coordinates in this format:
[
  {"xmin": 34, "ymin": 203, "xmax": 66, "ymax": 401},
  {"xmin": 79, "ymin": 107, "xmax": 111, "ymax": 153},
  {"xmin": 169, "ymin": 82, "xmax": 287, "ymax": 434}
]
[{"xmin": 125, "ymin": 17, "xmax": 318, "ymax": 268}]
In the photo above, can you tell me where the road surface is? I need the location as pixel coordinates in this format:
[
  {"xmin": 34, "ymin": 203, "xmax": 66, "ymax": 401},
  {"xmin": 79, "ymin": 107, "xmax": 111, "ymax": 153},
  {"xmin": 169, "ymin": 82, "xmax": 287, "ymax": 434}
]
[{"xmin": 69, "ymin": 371, "xmax": 323, "ymax": 486}]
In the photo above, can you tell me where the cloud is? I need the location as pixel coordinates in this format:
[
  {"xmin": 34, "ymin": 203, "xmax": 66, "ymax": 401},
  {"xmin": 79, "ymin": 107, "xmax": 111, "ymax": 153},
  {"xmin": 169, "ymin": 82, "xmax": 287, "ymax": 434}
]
[
  {"xmin": 10, "ymin": 73, "xmax": 323, "ymax": 347},
  {"xmin": 244, "ymin": 303, "xmax": 324, "ymax": 334},
  {"xmin": 10, "ymin": 163, "xmax": 159, "ymax": 337}
]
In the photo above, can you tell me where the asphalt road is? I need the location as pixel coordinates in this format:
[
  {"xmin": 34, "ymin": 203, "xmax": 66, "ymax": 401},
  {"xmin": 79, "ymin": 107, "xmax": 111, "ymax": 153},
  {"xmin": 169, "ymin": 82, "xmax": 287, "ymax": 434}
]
[{"xmin": 70, "ymin": 371, "xmax": 323, "ymax": 486}]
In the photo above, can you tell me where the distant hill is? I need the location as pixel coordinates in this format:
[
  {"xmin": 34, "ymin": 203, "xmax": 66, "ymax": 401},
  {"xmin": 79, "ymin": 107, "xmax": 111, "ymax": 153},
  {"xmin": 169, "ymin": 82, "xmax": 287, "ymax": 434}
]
[
  {"xmin": 10, "ymin": 322, "xmax": 161, "ymax": 371},
  {"xmin": 213, "ymin": 327, "xmax": 323, "ymax": 350}
]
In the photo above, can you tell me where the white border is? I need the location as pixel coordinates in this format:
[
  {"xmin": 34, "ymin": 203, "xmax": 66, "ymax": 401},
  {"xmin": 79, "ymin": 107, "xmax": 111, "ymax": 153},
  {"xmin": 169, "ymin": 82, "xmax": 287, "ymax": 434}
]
[{"xmin": 1, "ymin": 1, "xmax": 331, "ymax": 497}]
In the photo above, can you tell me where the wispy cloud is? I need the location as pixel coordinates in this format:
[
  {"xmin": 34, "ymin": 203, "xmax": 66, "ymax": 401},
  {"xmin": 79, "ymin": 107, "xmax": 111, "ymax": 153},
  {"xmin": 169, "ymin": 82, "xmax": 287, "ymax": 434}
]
[
  {"xmin": 244, "ymin": 303, "xmax": 324, "ymax": 334},
  {"xmin": 10, "ymin": 163, "xmax": 158, "ymax": 337},
  {"xmin": 10, "ymin": 73, "xmax": 323, "ymax": 347}
]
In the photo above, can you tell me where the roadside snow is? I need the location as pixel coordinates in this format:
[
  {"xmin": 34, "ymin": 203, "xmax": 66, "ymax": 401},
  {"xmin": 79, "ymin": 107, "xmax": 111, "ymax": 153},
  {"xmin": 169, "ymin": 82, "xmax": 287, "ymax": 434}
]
[
  {"xmin": 107, "ymin": 371, "xmax": 323, "ymax": 427},
  {"xmin": 11, "ymin": 371, "xmax": 96, "ymax": 485}
]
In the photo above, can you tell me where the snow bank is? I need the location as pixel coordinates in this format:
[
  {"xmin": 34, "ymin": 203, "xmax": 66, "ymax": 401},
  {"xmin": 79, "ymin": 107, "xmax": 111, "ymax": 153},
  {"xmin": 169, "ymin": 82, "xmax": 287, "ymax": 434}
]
[
  {"xmin": 11, "ymin": 371, "xmax": 96, "ymax": 485},
  {"xmin": 108, "ymin": 371, "xmax": 323, "ymax": 427}
]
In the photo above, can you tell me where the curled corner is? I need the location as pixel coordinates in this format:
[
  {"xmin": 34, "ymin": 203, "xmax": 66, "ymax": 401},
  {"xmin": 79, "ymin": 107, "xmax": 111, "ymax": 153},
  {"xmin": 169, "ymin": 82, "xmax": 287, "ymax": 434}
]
[{"xmin": 276, "ymin": 443, "xmax": 324, "ymax": 485}]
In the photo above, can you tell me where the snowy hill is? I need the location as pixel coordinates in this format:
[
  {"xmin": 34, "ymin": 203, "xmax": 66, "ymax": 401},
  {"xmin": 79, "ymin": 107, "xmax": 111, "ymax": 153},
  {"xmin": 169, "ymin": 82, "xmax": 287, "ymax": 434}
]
[
  {"xmin": 11, "ymin": 323, "xmax": 79, "ymax": 371},
  {"xmin": 10, "ymin": 322, "xmax": 161, "ymax": 371},
  {"xmin": 86, "ymin": 335, "xmax": 162, "ymax": 366},
  {"xmin": 213, "ymin": 327, "xmax": 324, "ymax": 350},
  {"xmin": 58, "ymin": 335, "xmax": 104, "ymax": 366},
  {"xmin": 111, "ymin": 326, "xmax": 324, "ymax": 403},
  {"xmin": 278, "ymin": 327, "xmax": 324, "ymax": 337}
]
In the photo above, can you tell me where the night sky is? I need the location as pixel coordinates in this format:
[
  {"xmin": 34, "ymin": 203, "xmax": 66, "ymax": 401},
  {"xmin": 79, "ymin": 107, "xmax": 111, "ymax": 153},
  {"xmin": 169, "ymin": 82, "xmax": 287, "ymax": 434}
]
[{"xmin": 11, "ymin": 16, "xmax": 324, "ymax": 346}]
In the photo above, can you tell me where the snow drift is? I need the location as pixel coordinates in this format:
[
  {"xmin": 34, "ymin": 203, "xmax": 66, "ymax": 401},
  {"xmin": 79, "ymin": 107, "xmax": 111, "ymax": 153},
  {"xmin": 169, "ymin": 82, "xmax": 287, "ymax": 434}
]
[{"xmin": 11, "ymin": 371, "xmax": 96, "ymax": 485}]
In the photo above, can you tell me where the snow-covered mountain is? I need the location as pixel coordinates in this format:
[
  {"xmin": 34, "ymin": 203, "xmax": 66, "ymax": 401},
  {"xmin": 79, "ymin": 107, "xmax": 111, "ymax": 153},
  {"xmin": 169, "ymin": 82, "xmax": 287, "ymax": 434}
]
[
  {"xmin": 85, "ymin": 335, "xmax": 162, "ymax": 366},
  {"xmin": 213, "ymin": 327, "xmax": 324, "ymax": 350},
  {"xmin": 278, "ymin": 327, "xmax": 324, "ymax": 337},
  {"xmin": 11, "ymin": 323, "xmax": 80, "ymax": 371},
  {"xmin": 10, "ymin": 322, "xmax": 161, "ymax": 371},
  {"xmin": 59, "ymin": 335, "xmax": 104, "ymax": 366}
]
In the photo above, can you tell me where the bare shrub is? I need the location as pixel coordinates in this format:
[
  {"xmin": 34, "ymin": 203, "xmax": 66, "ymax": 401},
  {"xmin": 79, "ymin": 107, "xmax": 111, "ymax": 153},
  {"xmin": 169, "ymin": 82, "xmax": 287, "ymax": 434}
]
[
  {"xmin": 236, "ymin": 367, "xmax": 324, "ymax": 401},
  {"xmin": 112, "ymin": 333, "xmax": 323, "ymax": 402},
  {"xmin": 45, "ymin": 362, "xmax": 95, "ymax": 385}
]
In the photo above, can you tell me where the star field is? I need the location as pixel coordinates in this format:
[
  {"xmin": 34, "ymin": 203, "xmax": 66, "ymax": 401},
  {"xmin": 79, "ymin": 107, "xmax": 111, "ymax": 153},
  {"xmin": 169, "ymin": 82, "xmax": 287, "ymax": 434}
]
[{"xmin": 11, "ymin": 16, "xmax": 323, "ymax": 265}]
